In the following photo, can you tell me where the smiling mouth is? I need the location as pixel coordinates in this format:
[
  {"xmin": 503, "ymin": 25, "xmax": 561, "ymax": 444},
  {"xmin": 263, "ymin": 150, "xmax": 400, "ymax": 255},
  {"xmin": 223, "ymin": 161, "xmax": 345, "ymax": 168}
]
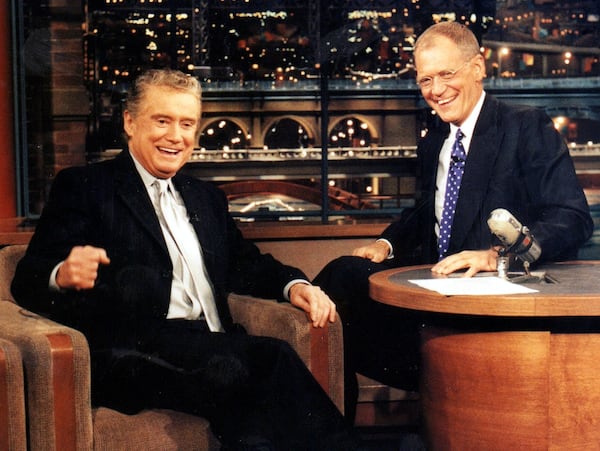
[
  {"xmin": 158, "ymin": 146, "xmax": 181, "ymax": 155},
  {"xmin": 437, "ymin": 96, "xmax": 456, "ymax": 106}
]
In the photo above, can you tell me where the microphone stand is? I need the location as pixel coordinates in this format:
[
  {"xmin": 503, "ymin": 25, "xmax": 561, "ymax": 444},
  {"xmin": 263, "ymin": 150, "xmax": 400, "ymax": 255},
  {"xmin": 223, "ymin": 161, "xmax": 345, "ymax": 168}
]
[
  {"xmin": 496, "ymin": 248, "xmax": 542, "ymax": 283},
  {"xmin": 496, "ymin": 248, "xmax": 511, "ymax": 280}
]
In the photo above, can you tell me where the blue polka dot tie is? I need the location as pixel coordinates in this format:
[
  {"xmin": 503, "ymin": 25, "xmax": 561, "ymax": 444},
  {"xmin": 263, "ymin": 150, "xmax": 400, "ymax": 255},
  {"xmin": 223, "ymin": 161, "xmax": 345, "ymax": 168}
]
[{"xmin": 438, "ymin": 128, "xmax": 466, "ymax": 260}]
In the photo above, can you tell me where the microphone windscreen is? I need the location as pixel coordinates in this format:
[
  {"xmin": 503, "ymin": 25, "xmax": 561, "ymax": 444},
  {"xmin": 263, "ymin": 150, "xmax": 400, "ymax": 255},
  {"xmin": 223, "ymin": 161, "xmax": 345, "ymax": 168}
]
[{"xmin": 487, "ymin": 208, "xmax": 522, "ymax": 246}]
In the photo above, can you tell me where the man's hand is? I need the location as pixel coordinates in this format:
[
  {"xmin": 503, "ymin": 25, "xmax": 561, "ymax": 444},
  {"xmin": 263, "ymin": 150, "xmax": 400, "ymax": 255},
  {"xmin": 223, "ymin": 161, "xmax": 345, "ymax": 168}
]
[
  {"xmin": 288, "ymin": 283, "xmax": 337, "ymax": 328},
  {"xmin": 352, "ymin": 240, "xmax": 390, "ymax": 263},
  {"xmin": 56, "ymin": 245, "xmax": 111, "ymax": 290},
  {"xmin": 431, "ymin": 248, "xmax": 498, "ymax": 277}
]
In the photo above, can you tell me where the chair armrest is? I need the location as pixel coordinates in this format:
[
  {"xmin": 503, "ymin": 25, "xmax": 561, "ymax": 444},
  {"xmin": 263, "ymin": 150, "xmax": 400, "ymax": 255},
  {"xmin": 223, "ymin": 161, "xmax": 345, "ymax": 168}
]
[
  {"xmin": 0, "ymin": 337, "xmax": 26, "ymax": 451},
  {"xmin": 227, "ymin": 293, "xmax": 345, "ymax": 413},
  {"xmin": 0, "ymin": 300, "xmax": 93, "ymax": 451}
]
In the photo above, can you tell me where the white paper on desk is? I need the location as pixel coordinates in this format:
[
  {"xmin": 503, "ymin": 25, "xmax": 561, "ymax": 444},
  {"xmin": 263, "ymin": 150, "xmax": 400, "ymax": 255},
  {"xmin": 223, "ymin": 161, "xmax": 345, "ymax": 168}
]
[{"xmin": 408, "ymin": 277, "xmax": 539, "ymax": 295}]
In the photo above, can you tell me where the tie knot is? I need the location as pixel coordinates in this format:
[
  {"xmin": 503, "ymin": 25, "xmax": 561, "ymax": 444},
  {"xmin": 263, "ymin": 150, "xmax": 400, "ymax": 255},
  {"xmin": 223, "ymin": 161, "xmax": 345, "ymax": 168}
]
[
  {"xmin": 451, "ymin": 128, "xmax": 466, "ymax": 161},
  {"xmin": 154, "ymin": 179, "xmax": 170, "ymax": 195}
]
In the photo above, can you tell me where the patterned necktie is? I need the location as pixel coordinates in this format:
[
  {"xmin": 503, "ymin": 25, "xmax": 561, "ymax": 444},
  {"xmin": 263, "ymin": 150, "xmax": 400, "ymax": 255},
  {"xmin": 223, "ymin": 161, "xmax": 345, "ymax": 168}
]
[
  {"xmin": 438, "ymin": 128, "xmax": 466, "ymax": 260},
  {"xmin": 153, "ymin": 179, "xmax": 222, "ymax": 331}
]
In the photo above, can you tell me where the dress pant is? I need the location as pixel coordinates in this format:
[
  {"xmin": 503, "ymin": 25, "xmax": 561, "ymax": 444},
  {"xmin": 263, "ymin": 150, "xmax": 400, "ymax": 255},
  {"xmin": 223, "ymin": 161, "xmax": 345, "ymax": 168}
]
[
  {"xmin": 93, "ymin": 319, "xmax": 359, "ymax": 450},
  {"xmin": 313, "ymin": 256, "xmax": 422, "ymax": 421}
]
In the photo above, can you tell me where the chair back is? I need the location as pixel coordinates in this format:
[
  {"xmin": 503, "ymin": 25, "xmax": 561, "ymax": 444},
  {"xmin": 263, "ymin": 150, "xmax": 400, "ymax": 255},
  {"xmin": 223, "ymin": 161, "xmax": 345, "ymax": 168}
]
[{"xmin": 0, "ymin": 245, "xmax": 27, "ymax": 303}]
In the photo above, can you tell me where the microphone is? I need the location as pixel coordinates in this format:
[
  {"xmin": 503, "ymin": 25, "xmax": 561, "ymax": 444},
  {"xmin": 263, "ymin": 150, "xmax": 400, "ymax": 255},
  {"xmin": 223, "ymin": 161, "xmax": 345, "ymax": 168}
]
[{"xmin": 487, "ymin": 208, "xmax": 541, "ymax": 264}]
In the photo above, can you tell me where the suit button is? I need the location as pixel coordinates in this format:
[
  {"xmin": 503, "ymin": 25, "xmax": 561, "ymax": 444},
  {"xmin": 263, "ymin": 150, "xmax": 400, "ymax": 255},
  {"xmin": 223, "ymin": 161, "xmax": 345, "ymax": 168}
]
[{"xmin": 161, "ymin": 271, "xmax": 171, "ymax": 279}]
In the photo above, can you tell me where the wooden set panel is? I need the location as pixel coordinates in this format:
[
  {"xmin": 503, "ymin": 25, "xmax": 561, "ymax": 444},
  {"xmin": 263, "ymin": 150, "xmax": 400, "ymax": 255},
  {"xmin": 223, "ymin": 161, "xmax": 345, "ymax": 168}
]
[
  {"xmin": 421, "ymin": 329, "xmax": 550, "ymax": 450},
  {"xmin": 421, "ymin": 327, "xmax": 600, "ymax": 450}
]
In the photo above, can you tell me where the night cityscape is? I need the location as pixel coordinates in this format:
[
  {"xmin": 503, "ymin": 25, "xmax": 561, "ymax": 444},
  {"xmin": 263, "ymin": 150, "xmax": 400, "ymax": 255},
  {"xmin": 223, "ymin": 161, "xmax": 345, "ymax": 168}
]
[
  {"xmin": 83, "ymin": 0, "xmax": 598, "ymax": 87},
  {"xmin": 15, "ymin": 0, "xmax": 600, "ymax": 219}
]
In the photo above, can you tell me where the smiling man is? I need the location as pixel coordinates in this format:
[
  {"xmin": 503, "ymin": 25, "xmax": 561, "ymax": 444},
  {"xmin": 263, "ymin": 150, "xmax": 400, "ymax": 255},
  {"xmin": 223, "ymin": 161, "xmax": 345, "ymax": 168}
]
[
  {"xmin": 314, "ymin": 21, "xmax": 593, "ymax": 420},
  {"xmin": 12, "ymin": 69, "xmax": 359, "ymax": 450},
  {"xmin": 123, "ymin": 79, "xmax": 199, "ymax": 180}
]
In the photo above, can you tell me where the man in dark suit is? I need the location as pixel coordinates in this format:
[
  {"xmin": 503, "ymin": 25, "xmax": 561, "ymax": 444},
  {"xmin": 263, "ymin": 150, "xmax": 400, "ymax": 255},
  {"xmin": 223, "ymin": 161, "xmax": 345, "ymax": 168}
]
[
  {"xmin": 12, "ymin": 69, "xmax": 358, "ymax": 450},
  {"xmin": 314, "ymin": 21, "xmax": 594, "ymax": 418}
]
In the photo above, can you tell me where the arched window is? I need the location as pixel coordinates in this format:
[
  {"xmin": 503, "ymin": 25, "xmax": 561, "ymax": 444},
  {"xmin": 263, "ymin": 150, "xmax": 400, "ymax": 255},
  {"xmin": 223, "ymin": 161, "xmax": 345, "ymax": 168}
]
[
  {"xmin": 329, "ymin": 117, "xmax": 372, "ymax": 148},
  {"xmin": 264, "ymin": 118, "xmax": 312, "ymax": 149},
  {"xmin": 199, "ymin": 120, "xmax": 249, "ymax": 150}
]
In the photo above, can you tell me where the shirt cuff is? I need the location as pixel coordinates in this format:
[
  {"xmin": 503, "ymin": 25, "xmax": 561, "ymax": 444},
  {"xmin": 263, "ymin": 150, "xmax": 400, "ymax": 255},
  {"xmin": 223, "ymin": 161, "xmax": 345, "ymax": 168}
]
[
  {"xmin": 376, "ymin": 238, "xmax": 394, "ymax": 259},
  {"xmin": 283, "ymin": 279, "xmax": 310, "ymax": 301},
  {"xmin": 49, "ymin": 262, "xmax": 64, "ymax": 291}
]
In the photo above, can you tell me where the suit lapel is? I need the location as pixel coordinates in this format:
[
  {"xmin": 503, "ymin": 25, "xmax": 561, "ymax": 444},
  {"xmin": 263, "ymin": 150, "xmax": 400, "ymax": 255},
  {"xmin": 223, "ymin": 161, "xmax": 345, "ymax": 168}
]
[
  {"xmin": 412, "ymin": 124, "xmax": 447, "ymax": 261},
  {"xmin": 113, "ymin": 152, "xmax": 168, "ymax": 252},
  {"xmin": 451, "ymin": 96, "xmax": 502, "ymax": 250}
]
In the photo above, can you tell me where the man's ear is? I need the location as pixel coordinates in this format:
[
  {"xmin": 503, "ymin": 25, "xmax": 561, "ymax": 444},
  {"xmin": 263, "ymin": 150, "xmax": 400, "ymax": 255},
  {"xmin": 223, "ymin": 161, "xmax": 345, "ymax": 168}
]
[
  {"xmin": 123, "ymin": 110, "xmax": 134, "ymax": 138},
  {"xmin": 473, "ymin": 55, "xmax": 487, "ymax": 80}
]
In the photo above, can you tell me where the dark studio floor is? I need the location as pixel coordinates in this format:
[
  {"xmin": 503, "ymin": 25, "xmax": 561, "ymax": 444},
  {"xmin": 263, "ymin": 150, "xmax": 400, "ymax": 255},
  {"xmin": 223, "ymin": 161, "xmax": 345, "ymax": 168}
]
[
  {"xmin": 358, "ymin": 424, "xmax": 425, "ymax": 451},
  {"xmin": 354, "ymin": 378, "xmax": 426, "ymax": 450}
]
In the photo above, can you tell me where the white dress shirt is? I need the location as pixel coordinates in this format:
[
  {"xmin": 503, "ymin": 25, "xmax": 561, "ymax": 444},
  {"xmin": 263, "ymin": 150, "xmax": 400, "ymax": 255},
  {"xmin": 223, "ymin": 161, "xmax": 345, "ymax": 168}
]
[{"xmin": 434, "ymin": 91, "xmax": 486, "ymax": 238}]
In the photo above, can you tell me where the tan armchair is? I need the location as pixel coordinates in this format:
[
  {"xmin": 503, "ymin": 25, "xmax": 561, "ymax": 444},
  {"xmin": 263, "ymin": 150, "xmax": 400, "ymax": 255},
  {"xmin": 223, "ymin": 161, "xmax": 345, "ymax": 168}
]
[{"xmin": 0, "ymin": 244, "xmax": 344, "ymax": 451}]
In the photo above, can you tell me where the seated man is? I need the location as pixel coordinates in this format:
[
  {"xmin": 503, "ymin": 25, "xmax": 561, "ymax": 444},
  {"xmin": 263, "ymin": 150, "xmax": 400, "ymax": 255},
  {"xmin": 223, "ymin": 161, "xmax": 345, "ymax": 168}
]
[
  {"xmin": 12, "ymin": 68, "xmax": 359, "ymax": 450},
  {"xmin": 314, "ymin": 21, "xmax": 594, "ymax": 419}
]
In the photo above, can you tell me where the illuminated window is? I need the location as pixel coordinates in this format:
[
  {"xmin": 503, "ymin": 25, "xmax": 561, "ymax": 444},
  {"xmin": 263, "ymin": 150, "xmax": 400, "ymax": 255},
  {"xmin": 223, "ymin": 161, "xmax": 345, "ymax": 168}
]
[
  {"xmin": 199, "ymin": 120, "xmax": 249, "ymax": 150},
  {"xmin": 329, "ymin": 118, "xmax": 372, "ymax": 148}
]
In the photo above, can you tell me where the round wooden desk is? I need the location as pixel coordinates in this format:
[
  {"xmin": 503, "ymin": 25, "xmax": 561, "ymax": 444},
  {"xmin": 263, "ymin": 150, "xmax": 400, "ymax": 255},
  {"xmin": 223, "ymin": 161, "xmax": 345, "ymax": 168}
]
[{"xmin": 370, "ymin": 262, "xmax": 600, "ymax": 451}]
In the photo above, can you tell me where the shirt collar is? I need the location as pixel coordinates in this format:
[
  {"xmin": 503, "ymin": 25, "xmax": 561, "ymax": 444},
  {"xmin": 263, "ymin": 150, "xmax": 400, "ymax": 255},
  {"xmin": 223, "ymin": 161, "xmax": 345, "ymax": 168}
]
[
  {"xmin": 450, "ymin": 90, "xmax": 486, "ymax": 141},
  {"xmin": 130, "ymin": 151, "xmax": 172, "ymax": 191}
]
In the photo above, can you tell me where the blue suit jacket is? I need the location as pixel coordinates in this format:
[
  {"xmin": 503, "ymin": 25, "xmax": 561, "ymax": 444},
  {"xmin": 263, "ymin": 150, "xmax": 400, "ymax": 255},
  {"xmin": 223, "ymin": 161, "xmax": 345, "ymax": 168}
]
[
  {"xmin": 381, "ymin": 94, "xmax": 593, "ymax": 265},
  {"xmin": 12, "ymin": 150, "xmax": 306, "ymax": 351}
]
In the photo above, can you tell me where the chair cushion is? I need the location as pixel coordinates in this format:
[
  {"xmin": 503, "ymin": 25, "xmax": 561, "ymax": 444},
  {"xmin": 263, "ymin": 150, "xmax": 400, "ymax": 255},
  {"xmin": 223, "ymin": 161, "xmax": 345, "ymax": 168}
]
[{"xmin": 92, "ymin": 407, "xmax": 220, "ymax": 451}]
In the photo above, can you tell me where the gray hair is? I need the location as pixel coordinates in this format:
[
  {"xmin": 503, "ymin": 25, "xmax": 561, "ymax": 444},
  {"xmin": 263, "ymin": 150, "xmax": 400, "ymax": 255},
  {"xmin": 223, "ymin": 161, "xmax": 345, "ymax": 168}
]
[
  {"xmin": 414, "ymin": 22, "xmax": 481, "ymax": 61},
  {"xmin": 125, "ymin": 69, "xmax": 202, "ymax": 118}
]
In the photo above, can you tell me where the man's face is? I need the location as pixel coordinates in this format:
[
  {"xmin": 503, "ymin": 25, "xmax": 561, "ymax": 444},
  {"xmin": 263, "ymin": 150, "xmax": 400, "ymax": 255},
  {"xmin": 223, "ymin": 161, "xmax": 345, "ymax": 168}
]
[
  {"xmin": 123, "ymin": 85, "xmax": 200, "ymax": 179},
  {"xmin": 414, "ymin": 36, "xmax": 485, "ymax": 126}
]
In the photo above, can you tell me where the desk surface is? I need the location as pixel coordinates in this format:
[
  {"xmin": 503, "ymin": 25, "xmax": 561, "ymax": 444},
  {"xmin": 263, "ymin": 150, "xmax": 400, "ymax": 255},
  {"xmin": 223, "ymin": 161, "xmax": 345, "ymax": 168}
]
[{"xmin": 369, "ymin": 262, "xmax": 600, "ymax": 317}]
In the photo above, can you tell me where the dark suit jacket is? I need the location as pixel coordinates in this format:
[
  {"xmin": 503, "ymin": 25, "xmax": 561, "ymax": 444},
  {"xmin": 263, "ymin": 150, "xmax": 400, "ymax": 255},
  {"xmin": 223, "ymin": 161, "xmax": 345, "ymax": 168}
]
[
  {"xmin": 12, "ymin": 150, "xmax": 306, "ymax": 354},
  {"xmin": 381, "ymin": 94, "xmax": 593, "ymax": 265}
]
